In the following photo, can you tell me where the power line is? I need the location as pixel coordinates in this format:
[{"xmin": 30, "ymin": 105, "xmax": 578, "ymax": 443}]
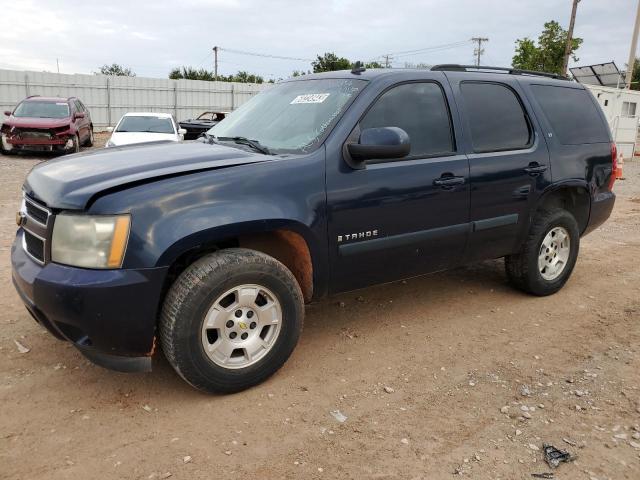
[
  {"xmin": 381, "ymin": 40, "xmax": 472, "ymax": 59},
  {"xmin": 220, "ymin": 47, "xmax": 313, "ymax": 62}
]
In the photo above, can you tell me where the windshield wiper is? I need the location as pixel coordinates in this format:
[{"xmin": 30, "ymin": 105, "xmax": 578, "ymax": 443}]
[{"xmin": 217, "ymin": 136, "xmax": 271, "ymax": 155}]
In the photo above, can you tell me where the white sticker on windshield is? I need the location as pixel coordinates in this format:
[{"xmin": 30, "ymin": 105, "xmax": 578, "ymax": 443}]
[
  {"xmin": 56, "ymin": 102, "xmax": 67, "ymax": 105},
  {"xmin": 290, "ymin": 93, "xmax": 330, "ymax": 104}
]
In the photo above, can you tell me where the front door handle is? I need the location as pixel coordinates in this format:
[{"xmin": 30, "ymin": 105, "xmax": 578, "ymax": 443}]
[
  {"xmin": 433, "ymin": 176, "xmax": 465, "ymax": 187},
  {"xmin": 524, "ymin": 163, "xmax": 548, "ymax": 175}
]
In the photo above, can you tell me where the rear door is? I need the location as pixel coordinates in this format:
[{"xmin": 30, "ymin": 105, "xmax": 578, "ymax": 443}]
[
  {"xmin": 446, "ymin": 73, "xmax": 551, "ymax": 261},
  {"xmin": 73, "ymin": 100, "xmax": 89, "ymax": 141},
  {"xmin": 325, "ymin": 77, "xmax": 471, "ymax": 293}
]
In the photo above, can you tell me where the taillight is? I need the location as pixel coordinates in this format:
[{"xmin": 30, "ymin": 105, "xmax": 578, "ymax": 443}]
[{"xmin": 608, "ymin": 142, "xmax": 617, "ymax": 191}]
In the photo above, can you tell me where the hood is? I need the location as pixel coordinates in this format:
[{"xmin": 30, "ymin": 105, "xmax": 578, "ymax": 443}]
[
  {"xmin": 4, "ymin": 116, "xmax": 71, "ymax": 129},
  {"xmin": 24, "ymin": 141, "xmax": 272, "ymax": 210},
  {"xmin": 108, "ymin": 132, "xmax": 178, "ymax": 146}
]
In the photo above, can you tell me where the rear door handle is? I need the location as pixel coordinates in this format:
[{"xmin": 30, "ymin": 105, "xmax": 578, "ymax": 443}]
[
  {"xmin": 433, "ymin": 176, "xmax": 465, "ymax": 187},
  {"xmin": 524, "ymin": 163, "xmax": 548, "ymax": 175}
]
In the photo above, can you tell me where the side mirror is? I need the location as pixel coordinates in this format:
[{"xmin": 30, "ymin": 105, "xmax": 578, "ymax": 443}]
[
  {"xmin": 74, "ymin": 112, "xmax": 85, "ymax": 119},
  {"xmin": 347, "ymin": 127, "xmax": 410, "ymax": 163},
  {"xmin": 178, "ymin": 128, "xmax": 187, "ymax": 135},
  {"xmin": 106, "ymin": 126, "xmax": 114, "ymax": 132},
  {"xmin": 4, "ymin": 110, "xmax": 11, "ymax": 117}
]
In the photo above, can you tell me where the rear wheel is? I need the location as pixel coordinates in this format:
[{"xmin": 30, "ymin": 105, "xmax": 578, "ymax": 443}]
[
  {"xmin": 85, "ymin": 126, "xmax": 94, "ymax": 147},
  {"xmin": 505, "ymin": 208, "xmax": 580, "ymax": 296},
  {"xmin": 160, "ymin": 248, "xmax": 304, "ymax": 394}
]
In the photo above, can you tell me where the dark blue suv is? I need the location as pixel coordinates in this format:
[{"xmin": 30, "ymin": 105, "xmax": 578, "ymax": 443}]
[{"xmin": 11, "ymin": 65, "xmax": 617, "ymax": 393}]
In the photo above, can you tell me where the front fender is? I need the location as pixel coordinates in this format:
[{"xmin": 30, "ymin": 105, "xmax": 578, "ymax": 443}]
[{"xmin": 89, "ymin": 150, "xmax": 329, "ymax": 298}]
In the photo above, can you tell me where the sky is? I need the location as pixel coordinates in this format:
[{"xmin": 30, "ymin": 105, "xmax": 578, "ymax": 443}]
[{"xmin": 0, "ymin": 0, "xmax": 636, "ymax": 81}]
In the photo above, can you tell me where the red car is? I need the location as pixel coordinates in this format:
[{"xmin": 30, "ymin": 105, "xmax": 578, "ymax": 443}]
[{"xmin": 1, "ymin": 95, "xmax": 93, "ymax": 155}]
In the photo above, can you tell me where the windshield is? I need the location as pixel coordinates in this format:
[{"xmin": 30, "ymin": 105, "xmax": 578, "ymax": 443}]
[
  {"xmin": 13, "ymin": 101, "xmax": 70, "ymax": 119},
  {"xmin": 116, "ymin": 116, "xmax": 175, "ymax": 134},
  {"xmin": 209, "ymin": 78, "xmax": 367, "ymax": 154}
]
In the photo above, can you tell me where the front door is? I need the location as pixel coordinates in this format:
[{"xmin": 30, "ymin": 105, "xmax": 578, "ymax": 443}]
[{"xmin": 326, "ymin": 79, "xmax": 471, "ymax": 293}]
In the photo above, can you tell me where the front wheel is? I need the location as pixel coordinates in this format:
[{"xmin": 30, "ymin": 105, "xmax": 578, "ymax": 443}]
[
  {"xmin": 505, "ymin": 208, "xmax": 580, "ymax": 296},
  {"xmin": 66, "ymin": 133, "xmax": 80, "ymax": 154},
  {"xmin": 0, "ymin": 133, "xmax": 15, "ymax": 155},
  {"xmin": 160, "ymin": 249, "xmax": 304, "ymax": 394}
]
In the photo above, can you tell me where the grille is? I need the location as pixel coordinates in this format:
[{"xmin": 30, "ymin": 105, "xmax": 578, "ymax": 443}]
[
  {"xmin": 23, "ymin": 230, "xmax": 45, "ymax": 262},
  {"xmin": 25, "ymin": 198, "xmax": 49, "ymax": 225},
  {"xmin": 18, "ymin": 129, "xmax": 52, "ymax": 140},
  {"xmin": 21, "ymin": 195, "xmax": 51, "ymax": 265}
]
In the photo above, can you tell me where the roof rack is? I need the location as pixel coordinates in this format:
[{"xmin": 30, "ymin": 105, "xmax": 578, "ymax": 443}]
[
  {"xmin": 430, "ymin": 64, "xmax": 568, "ymax": 80},
  {"xmin": 26, "ymin": 95, "xmax": 40, "ymax": 98}
]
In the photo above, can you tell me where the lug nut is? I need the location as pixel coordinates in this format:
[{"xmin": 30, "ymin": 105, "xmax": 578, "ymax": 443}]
[
  {"xmin": 226, "ymin": 320, "xmax": 234, "ymax": 328},
  {"xmin": 229, "ymin": 332, "xmax": 237, "ymax": 339},
  {"xmin": 250, "ymin": 322, "xmax": 257, "ymax": 329},
  {"xmin": 246, "ymin": 311, "xmax": 254, "ymax": 319},
  {"xmin": 235, "ymin": 310, "xmax": 242, "ymax": 318},
  {"xmin": 241, "ymin": 332, "xmax": 248, "ymax": 340}
]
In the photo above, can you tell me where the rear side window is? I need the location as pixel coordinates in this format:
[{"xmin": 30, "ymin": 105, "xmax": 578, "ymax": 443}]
[
  {"xmin": 460, "ymin": 82, "xmax": 531, "ymax": 152},
  {"xmin": 531, "ymin": 85, "xmax": 609, "ymax": 145},
  {"xmin": 360, "ymin": 82, "xmax": 454, "ymax": 157}
]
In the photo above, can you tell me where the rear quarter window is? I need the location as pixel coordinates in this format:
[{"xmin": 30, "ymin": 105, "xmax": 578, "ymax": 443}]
[{"xmin": 530, "ymin": 85, "xmax": 609, "ymax": 145}]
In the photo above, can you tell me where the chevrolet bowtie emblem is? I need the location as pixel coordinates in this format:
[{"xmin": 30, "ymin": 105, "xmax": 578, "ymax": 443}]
[{"xmin": 16, "ymin": 211, "xmax": 25, "ymax": 227}]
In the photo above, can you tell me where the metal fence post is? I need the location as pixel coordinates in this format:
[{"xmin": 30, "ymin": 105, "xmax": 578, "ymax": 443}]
[
  {"xmin": 106, "ymin": 77, "xmax": 111, "ymax": 127},
  {"xmin": 231, "ymin": 84, "xmax": 235, "ymax": 110},
  {"xmin": 24, "ymin": 74, "xmax": 30, "ymax": 97},
  {"xmin": 173, "ymin": 82, "xmax": 178, "ymax": 120}
]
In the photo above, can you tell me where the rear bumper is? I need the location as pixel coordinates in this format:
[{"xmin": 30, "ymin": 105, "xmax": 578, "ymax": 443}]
[
  {"xmin": 11, "ymin": 231, "xmax": 168, "ymax": 372},
  {"xmin": 583, "ymin": 190, "xmax": 615, "ymax": 236}
]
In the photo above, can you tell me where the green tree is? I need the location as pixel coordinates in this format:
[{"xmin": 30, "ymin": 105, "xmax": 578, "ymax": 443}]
[
  {"xmin": 512, "ymin": 20, "xmax": 582, "ymax": 75},
  {"xmin": 169, "ymin": 66, "xmax": 263, "ymax": 83},
  {"xmin": 96, "ymin": 63, "xmax": 136, "ymax": 76},
  {"xmin": 312, "ymin": 52, "xmax": 352, "ymax": 72}
]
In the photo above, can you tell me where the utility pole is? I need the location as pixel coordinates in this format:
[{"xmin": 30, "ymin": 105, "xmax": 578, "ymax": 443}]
[
  {"xmin": 383, "ymin": 54, "xmax": 391, "ymax": 68},
  {"xmin": 213, "ymin": 46, "xmax": 219, "ymax": 81},
  {"xmin": 625, "ymin": 0, "xmax": 640, "ymax": 89},
  {"xmin": 562, "ymin": 0, "xmax": 580, "ymax": 76},
  {"xmin": 56, "ymin": 58, "xmax": 59, "ymax": 74},
  {"xmin": 471, "ymin": 37, "xmax": 488, "ymax": 66}
]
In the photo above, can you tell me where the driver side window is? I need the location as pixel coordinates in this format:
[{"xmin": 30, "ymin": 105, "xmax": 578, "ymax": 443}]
[{"xmin": 360, "ymin": 82, "xmax": 455, "ymax": 157}]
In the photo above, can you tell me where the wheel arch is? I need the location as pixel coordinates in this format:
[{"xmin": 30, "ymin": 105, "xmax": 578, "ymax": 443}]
[
  {"xmin": 533, "ymin": 181, "xmax": 591, "ymax": 234},
  {"xmin": 157, "ymin": 220, "xmax": 319, "ymax": 304}
]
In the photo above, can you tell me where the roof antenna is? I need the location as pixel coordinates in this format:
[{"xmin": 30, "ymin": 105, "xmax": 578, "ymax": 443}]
[{"xmin": 351, "ymin": 61, "xmax": 366, "ymax": 75}]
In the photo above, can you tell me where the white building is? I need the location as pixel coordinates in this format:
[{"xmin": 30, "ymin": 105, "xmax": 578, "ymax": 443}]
[{"xmin": 586, "ymin": 84, "xmax": 640, "ymax": 160}]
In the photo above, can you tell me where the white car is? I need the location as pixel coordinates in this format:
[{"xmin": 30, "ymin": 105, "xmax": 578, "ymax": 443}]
[{"xmin": 105, "ymin": 112, "xmax": 186, "ymax": 147}]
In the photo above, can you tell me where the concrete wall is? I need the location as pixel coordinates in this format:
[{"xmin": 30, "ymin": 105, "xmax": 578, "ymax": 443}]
[{"xmin": 0, "ymin": 69, "xmax": 267, "ymax": 129}]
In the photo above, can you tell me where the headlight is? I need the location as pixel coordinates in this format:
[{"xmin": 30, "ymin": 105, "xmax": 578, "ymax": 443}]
[{"xmin": 51, "ymin": 214, "xmax": 130, "ymax": 269}]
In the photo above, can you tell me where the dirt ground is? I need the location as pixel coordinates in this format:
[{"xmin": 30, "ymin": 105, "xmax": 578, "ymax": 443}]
[{"xmin": 1, "ymin": 135, "xmax": 639, "ymax": 480}]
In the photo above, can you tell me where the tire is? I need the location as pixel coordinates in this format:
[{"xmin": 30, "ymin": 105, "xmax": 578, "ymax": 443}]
[
  {"xmin": 505, "ymin": 208, "xmax": 580, "ymax": 296},
  {"xmin": 160, "ymin": 248, "xmax": 304, "ymax": 394},
  {"xmin": 67, "ymin": 134, "xmax": 80, "ymax": 154},
  {"xmin": 85, "ymin": 126, "xmax": 94, "ymax": 147},
  {"xmin": 0, "ymin": 134, "xmax": 15, "ymax": 155}
]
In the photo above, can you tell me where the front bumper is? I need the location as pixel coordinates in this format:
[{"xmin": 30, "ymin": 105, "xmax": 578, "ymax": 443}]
[
  {"xmin": 11, "ymin": 231, "xmax": 168, "ymax": 372},
  {"xmin": 3, "ymin": 133, "xmax": 73, "ymax": 152}
]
